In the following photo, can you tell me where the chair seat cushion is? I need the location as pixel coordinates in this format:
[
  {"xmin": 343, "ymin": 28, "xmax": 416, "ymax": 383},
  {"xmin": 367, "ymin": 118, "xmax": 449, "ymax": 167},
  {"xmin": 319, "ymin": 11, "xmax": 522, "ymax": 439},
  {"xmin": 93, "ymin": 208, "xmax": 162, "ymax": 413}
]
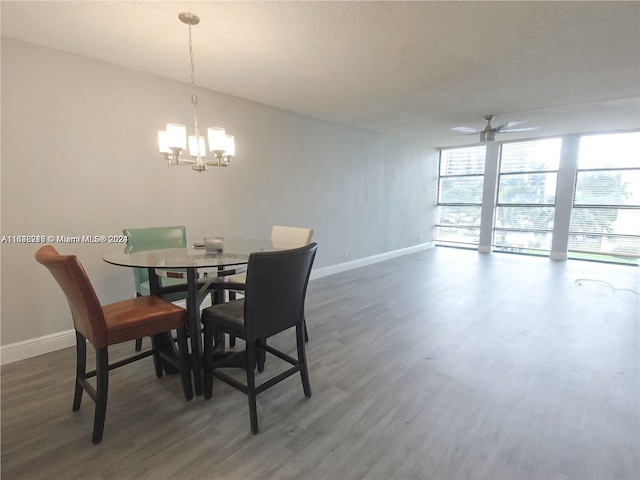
[
  {"xmin": 225, "ymin": 272, "xmax": 246, "ymax": 284},
  {"xmin": 103, "ymin": 295, "xmax": 186, "ymax": 346},
  {"xmin": 221, "ymin": 272, "xmax": 247, "ymax": 294},
  {"xmin": 201, "ymin": 299, "xmax": 245, "ymax": 339}
]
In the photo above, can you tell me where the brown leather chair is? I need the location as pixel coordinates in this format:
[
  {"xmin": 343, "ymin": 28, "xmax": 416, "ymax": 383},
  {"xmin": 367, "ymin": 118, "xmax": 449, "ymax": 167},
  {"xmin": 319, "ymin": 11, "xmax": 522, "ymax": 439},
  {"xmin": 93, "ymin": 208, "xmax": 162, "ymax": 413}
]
[
  {"xmin": 35, "ymin": 245, "xmax": 193, "ymax": 444},
  {"xmin": 201, "ymin": 243, "xmax": 318, "ymax": 434}
]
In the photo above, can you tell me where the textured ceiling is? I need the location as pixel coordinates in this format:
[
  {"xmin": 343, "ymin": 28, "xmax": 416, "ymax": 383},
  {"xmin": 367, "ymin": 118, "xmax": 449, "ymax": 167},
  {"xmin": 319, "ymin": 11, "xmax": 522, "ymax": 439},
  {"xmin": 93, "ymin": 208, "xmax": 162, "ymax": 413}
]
[{"xmin": 2, "ymin": 1, "xmax": 639, "ymax": 147}]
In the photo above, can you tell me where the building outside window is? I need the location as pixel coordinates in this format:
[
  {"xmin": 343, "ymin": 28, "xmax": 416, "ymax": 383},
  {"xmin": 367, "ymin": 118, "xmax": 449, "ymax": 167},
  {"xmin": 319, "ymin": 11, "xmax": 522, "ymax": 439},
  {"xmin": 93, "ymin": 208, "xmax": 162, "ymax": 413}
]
[{"xmin": 435, "ymin": 146, "xmax": 486, "ymax": 248}]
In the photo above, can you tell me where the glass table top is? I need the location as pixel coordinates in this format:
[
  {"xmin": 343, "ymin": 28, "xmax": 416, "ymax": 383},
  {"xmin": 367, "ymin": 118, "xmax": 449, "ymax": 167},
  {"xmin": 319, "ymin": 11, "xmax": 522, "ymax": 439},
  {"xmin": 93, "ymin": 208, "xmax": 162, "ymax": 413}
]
[{"xmin": 103, "ymin": 238, "xmax": 291, "ymax": 269}]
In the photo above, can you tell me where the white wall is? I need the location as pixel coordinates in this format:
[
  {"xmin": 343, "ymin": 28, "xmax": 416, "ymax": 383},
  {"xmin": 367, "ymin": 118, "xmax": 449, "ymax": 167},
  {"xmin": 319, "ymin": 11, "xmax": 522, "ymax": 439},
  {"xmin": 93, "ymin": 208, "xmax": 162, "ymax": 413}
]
[{"xmin": 0, "ymin": 38, "xmax": 439, "ymax": 350}]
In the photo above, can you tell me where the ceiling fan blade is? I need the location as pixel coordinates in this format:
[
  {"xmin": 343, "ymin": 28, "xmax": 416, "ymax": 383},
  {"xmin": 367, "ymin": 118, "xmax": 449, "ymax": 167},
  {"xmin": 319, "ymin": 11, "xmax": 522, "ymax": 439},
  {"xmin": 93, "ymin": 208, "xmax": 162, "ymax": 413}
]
[
  {"xmin": 503, "ymin": 120, "xmax": 527, "ymax": 129},
  {"xmin": 454, "ymin": 116, "xmax": 539, "ymax": 139},
  {"xmin": 499, "ymin": 126, "xmax": 539, "ymax": 133},
  {"xmin": 451, "ymin": 126, "xmax": 480, "ymax": 134}
]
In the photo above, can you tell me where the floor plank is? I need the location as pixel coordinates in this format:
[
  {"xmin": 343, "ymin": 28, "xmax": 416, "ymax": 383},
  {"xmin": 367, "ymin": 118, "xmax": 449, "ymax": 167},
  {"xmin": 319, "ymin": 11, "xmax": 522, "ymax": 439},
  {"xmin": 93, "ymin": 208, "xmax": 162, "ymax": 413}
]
[{"xmin": 2, "ymin": 247, "xmax": 638, "ymax": 479}]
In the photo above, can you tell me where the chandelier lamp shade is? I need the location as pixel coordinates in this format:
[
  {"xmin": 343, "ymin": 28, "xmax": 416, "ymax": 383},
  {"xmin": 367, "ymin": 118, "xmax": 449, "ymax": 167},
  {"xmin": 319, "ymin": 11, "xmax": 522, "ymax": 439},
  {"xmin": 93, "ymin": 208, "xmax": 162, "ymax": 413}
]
[{"xmin": 159, "ymin": 12, "xmax": 235, "ymax": 172}]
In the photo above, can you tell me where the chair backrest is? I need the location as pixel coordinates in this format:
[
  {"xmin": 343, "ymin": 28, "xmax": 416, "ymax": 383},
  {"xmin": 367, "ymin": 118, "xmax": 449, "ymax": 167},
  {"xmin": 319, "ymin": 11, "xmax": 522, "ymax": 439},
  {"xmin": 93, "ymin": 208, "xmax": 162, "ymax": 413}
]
[
  {"xmin": 270, "ymin": 225, "xmax": 314, "ymax": 247},
  {"xmin": 244, "ymin": 243, "xmax": 318, "ymax": 340},
  {"xmin": 35, "ymin": 245, "xmax": 108, "ymax": 348},
  {"xmin": 123, "ymin": 226, "xmax": 187, "ymax": 294}
]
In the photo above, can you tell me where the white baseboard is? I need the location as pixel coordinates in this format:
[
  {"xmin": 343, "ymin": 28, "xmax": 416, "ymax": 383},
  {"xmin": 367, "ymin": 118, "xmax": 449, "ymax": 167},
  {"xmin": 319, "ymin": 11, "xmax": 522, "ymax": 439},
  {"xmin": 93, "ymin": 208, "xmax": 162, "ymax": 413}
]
[
  {"xmin": 1, "ymin": 329, "xmax": 76, "ymax": 365},
  {"xmin": 310, "ymin": 242, "xmax": 434, "ymax": 279},
  {"xmin": 1, "ymin": 242, "xmax": 434, "ymax": 365}
]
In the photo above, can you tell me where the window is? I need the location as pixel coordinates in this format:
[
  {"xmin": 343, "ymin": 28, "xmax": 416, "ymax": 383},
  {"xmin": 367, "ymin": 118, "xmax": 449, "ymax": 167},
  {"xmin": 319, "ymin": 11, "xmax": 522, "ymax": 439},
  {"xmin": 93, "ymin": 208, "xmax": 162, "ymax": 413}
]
[
  {"xmin": 436, "ymin": 146, "xmax": 486, "ymax": 248},
  {"xmin": 434, "ymin": 132, "xmax": 639, "ymax": 265},
  {"xmin": 569, "ymin": 132, "xmax": 640, "ymax": 264},
  {"xmin": 493, "ymin": 139, "xmax": 562, "ymax": 255}
]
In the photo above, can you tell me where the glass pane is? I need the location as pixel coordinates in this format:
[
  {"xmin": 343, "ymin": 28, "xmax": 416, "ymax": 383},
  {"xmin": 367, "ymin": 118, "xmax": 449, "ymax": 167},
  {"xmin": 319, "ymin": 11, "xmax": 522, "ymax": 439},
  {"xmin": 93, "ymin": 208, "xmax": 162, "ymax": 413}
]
[
  {"xmin": 439, "ymin": 176, "xmax": 484, "ymax": 203},
  {"xmin": 605, "ymin": 235, "xmax": 640, "ymax": 257},
  {"xmin": 572, "ymin": 132, "xmax": 640, "ymax": 261},
  {"xmin": 437, "ymin": 205, "xmax": 482, "ymax": 227},
  {"xmin": 498, "ymin": 173, "xmax": 557, "ymax": 204},
  {"xmin": 570, "ymin": 207, "xmax": 640, "ymax": 236},
  {"xmin": 574, "ymin": 170, "xmax": 640, "ymax": 207},
  {"xmin": 440, "ymin": 146, "xmax": 486, "ymax": 176},
  {"xmin": 500, "ymin": 139, "xmax": 562, "ymax": 172},
  {"xmin": 435, "ymin": 226, "xmax": 480, "ymax": 246},
  {"xmin": 569, "ymin": 234, "xmax": 640, "ymax": 257},
  {"xmin": 578, "ymin": 132, "xmax": 640, "ymax": 169},
  {"xmin": 493, "ymin": 229, "xmax": 552, "ymax": 251},
  {"xmin": 495, "ymin": 206, "xmax": 555, "ymax": 231}
]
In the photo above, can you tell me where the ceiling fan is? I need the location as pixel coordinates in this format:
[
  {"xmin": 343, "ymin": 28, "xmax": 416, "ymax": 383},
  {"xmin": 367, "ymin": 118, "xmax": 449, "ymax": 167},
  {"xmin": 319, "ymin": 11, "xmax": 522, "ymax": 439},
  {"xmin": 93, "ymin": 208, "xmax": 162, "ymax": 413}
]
[{"xmin": 451, "ymin": 115, "xmax": 539, "ymax": 142}]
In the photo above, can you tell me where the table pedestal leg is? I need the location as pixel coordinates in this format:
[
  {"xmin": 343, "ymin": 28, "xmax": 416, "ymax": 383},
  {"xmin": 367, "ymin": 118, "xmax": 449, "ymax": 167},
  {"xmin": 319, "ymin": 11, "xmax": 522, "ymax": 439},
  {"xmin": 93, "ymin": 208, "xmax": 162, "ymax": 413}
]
[
  {"xmin": 147, "ymin": 268, "xmax": 180, "ymax": 374},
  {"xmin": 186, "ymin": 268, "xmax": 203, "ymax": 396}
]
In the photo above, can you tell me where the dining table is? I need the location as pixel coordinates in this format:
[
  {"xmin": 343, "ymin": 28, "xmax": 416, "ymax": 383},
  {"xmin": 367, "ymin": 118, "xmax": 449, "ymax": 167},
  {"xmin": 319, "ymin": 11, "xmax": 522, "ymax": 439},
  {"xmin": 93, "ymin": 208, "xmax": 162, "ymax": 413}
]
[{"xmin": 103, "ymin": 238, "xmax": 291, "ymax": 395}]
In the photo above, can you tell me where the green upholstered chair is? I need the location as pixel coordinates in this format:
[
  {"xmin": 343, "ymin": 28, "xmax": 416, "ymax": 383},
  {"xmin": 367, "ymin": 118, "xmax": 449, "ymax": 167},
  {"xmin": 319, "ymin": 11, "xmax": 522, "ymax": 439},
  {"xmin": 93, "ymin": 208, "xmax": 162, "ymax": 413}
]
[
  {"xmin": 123, "ymin": 226, "xmax": 190, "ymax": 301},
  {"xmin": 123, "ymin": 226, "xmax": 190, "ymax": 351}
]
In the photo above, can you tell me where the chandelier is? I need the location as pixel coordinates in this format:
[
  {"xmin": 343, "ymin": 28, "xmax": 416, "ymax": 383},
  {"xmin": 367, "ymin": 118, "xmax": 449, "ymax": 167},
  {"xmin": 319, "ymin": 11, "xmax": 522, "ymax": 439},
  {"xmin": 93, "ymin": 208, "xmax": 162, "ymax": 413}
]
[{"xmin": 158, "ymin": 12, "xmax": 235, "ymax": 172}]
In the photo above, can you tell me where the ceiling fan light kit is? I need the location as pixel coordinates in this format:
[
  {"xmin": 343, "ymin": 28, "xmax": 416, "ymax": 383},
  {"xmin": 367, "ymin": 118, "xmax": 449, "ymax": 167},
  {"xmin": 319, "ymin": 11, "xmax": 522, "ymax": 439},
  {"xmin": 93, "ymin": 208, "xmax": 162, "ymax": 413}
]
[{"xmin": 479, "ymin": 128, "xmax": 496, "ymax": 143}]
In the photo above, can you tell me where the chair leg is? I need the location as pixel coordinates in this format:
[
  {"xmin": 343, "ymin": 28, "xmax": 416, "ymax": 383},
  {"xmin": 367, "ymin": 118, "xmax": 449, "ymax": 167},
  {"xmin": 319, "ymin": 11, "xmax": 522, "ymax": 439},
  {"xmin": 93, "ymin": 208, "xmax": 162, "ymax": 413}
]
[
  {"xmin": 257, "ymin": 339, "xmax": 266, "ymax": 372},
  {"xmin": 229, "ymin": 291, "xmax": 237, "ymax": 347},
  {"xmin": 92, "ymin": 347, "xmax": 109, "ymax": 444},
  {"xmin": 73, "ymin": 331, "xmax": 86, "ymax": 411},
  {"xmin": 213, "ymin": 329, "xmax": 225, "ymax": 351},
  {"xmin": 296, "ymin": 325, "xmax": 312, "ymax": 398},
  {"xmin": 150, "ymin": 334, "xmax": 164, "ymax": 378},
  {"xmin": 203, "ymin": 324, "xmax": 214, "ymax": 400},
  {"xmin": 134, "ymin": 291, "xmax": 144, "ymax": 352},
  {"xmin": 175, "ymin": 326, "xmax": 193, "ymax": 401},
  {"xmin": 303, "ymin": 318, "xmax": 309, "ymax": 343},
  {"xmin": 246, "ymin": 340, "xmax": 259, "ymax": 434}
]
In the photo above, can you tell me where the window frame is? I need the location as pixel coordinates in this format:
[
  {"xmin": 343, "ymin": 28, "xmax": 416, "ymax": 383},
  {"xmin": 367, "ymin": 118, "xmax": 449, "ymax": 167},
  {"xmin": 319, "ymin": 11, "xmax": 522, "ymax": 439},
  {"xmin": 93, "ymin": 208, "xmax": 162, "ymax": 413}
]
[
  {"xmin": 435, "ymin": 146, "xmax": 486, "ymax": 248},
  {"xmin": 492, "ymin": 138, "xmax": 562, "ymax": 255},
  {"xmin": 569, "ymin": 132, "xmax": 640, "ymax": 262}
]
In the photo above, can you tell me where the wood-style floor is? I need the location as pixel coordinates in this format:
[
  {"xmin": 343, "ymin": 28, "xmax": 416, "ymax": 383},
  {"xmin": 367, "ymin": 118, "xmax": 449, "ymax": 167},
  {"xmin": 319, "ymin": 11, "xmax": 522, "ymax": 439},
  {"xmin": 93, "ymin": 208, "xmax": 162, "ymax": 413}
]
[{"xmin": 2, "ymin": 247, "xmax": 639, "ymax": 480}]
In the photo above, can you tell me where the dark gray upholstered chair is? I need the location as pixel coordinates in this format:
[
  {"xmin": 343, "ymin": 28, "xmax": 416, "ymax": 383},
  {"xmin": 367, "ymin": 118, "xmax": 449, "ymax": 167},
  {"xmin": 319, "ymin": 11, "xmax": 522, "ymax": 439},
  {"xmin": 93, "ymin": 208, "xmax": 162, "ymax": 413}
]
[
  {"xmin": 201, "ymin": 242, "xmax": 318, "ymax": 434},
  {"xmin": 36, "ymin": 245, "xmax": 192, "ymax": 444},
  {"xmin": 224, "ymin": 225, "xmax": 314, "ymax": 346}
]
